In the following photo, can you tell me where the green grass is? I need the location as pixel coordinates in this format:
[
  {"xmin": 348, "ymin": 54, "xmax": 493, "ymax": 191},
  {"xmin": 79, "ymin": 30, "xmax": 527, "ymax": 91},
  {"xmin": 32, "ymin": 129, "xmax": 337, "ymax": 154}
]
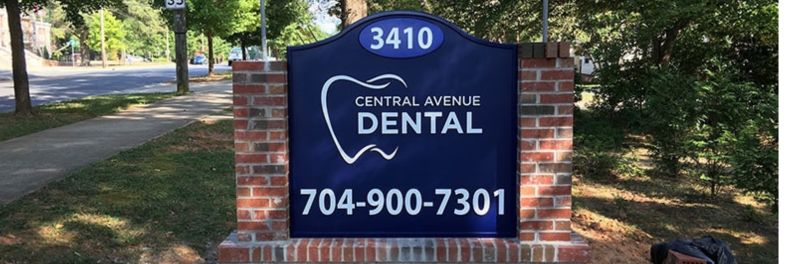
[
  {"xmin": 0, "ymin": 119, "xmax": 235, "ymax": 263},
  {"xmin": 0, "ymin": 93, "xmax": 176, "ymax": 142}
]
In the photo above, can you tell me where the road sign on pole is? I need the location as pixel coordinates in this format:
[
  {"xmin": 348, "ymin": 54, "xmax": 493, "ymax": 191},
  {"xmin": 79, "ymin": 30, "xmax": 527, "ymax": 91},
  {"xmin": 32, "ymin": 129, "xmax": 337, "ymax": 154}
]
[
  {"xmin": 168, "ymin": 0, "xmax": 189, "ymax": 94},
  {"xmin": 165, "ymin": 0, "xmax": 186, "ymax": 10}
]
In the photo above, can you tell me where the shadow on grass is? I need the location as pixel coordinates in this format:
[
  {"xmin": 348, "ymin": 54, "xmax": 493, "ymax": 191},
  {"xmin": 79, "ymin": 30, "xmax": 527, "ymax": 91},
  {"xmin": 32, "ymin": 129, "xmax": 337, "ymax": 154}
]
[
  {"xmin": 0, "ymin": 93, "xmax": 175, "ymax": 142},
  {"xmin": 575, "ymin": 175, "xmax": 778, "ymax": 263},
  {"xmin": 0, "ymin": 119, "xmax": 235, "ymax": 263}
]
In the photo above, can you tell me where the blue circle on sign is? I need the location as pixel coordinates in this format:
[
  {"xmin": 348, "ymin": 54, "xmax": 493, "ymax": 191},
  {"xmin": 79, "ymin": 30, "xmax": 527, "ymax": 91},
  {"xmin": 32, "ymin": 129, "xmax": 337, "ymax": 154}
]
[{"xmin": 359, "ymin": 18, "xmax": 444, "ymax": 58}]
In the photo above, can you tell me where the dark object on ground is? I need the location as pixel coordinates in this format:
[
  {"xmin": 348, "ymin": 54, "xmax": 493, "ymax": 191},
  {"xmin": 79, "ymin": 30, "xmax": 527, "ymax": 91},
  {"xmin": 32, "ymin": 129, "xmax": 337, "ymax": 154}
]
[
  {"xmin": 651, "ymin": 236, "xmax": 736, "ymax": 264},
  {"xmin": 663, "ymin": 250, "xmax": 707, "ymax": 264}
]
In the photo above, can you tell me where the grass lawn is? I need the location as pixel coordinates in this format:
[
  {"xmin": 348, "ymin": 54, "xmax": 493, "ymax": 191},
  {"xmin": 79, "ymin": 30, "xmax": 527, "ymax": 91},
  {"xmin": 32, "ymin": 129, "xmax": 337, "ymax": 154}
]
[
  {"xmin": 0, "ymin": 119, "xmax": 235, "ymax": 263},
  {"xmin": 573, "ymin": 154, "xmax": 778, "ymax": 263},
  {"xmin": 0, "ymin": 93, "xmax": 176, "ymax": 142}
]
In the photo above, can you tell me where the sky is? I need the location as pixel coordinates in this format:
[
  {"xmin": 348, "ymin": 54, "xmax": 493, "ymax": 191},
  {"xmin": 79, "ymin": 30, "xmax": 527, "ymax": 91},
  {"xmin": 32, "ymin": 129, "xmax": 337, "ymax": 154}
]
[{"xmin": 308, "ymin": 0, "xmax": 341, "ymax": 35}]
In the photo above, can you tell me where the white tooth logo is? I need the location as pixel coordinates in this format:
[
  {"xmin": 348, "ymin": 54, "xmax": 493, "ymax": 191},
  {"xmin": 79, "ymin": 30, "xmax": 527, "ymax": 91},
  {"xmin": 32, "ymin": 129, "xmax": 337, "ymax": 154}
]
[{"xmin": 321, "ymin": 74, "xmax": 406, "ymax": 164}]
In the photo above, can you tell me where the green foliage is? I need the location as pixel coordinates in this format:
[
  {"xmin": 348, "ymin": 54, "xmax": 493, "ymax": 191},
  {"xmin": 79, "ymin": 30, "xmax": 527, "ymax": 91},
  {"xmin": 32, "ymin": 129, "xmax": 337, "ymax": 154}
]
[
  {"xmin": 118, "ymin": 0, "xmax": 169, "ymax": 58},
  {"xmin": 576, "ymin": 0, "xmax": 778, "ymax": 208},
  {"xmin": 86, "ymin": 10, "xmax": 126, "ymax": 59},
  {"xmin": 573, "ymin": 109, "xmax": 627, "ymax": 179}
]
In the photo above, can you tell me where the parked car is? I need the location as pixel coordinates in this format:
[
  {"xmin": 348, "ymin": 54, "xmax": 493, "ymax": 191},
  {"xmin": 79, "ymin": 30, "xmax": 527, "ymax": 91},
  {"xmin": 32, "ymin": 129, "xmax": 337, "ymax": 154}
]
[
  {"xmin": 228, "ymin": 47, "xmax": 243, "ymax": 66},
  {"xmin": 191, "ymin": 54, "xmax": 207, "ymax": 64}
]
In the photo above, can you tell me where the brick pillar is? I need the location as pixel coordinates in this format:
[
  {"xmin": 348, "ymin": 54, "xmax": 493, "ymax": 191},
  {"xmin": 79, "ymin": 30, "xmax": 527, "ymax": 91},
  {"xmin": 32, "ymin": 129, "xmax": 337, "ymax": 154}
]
[
  {"xmin": 517, "ymin": 42, "xmax": 589, "ymax": 262},
  {"xmin": 230, "ymin": 61, "xmax": 290, "ymax": 243}
]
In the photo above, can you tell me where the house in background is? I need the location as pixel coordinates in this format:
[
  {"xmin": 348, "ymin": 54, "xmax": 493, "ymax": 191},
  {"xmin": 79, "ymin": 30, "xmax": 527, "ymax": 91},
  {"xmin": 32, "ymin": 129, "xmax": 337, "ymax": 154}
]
[{"xmin": 0, "ymin": 7, "xmax": 53, "ymax": 65}]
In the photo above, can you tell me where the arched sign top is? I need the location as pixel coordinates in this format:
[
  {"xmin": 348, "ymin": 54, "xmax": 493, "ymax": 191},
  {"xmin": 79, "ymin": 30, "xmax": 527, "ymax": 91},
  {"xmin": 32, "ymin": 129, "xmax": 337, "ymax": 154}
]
[{"xmin": 288, "ymin": 10, "xmax": 514, "ymax": 52}]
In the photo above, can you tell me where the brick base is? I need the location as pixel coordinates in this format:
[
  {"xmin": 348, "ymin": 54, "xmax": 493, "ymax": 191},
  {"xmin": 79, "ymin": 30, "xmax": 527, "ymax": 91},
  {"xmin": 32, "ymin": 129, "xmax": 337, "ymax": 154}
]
[{"xmin": 218, "ymin": 232, "xmax": 590, "ymax": 263}]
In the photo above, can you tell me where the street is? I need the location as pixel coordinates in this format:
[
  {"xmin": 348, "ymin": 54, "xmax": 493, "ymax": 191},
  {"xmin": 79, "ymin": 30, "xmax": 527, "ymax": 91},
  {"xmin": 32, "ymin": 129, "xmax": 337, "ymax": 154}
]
[{"xmin": 0, "ymin": 64, "xmax": 230, "ymax": 112}]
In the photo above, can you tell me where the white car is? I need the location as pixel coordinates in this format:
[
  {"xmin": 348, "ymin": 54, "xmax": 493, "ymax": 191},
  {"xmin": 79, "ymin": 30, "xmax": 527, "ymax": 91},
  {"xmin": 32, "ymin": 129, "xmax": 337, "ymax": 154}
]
[{"xmin": 228, "ymin": 47, "xmax": 243, "ymax": 66}]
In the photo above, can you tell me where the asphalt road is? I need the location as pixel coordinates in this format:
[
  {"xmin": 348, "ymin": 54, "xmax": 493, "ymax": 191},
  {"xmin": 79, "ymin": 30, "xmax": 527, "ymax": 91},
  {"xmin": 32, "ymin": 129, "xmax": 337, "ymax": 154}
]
[{"xmin": 0, "ymin": 64, "xmax": 230, "ymax": 112}]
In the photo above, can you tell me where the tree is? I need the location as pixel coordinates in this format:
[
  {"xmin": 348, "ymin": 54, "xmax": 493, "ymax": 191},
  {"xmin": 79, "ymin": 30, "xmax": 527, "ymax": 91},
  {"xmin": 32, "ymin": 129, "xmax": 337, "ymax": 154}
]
[
  {"xmin": 1, "ymin": 0, "xmax": 120, "ymax": 115},
  {"xmin": 340, "ymin": 0, "xmax": 366, "ymax": 28},
  {"xmin": 2, "ymin": 0, "xmax": 32, "ymax": 115},
  {"xmin": 86, "ymin": 10, "xmax": 126, "ymax": 60},
  {"xmin": 575, "ymin": 0, "xmax": 777, "ymax": 207},
  {"xmin": 224, "ymin": 0, "xmax": 309, "ymax": 60}
]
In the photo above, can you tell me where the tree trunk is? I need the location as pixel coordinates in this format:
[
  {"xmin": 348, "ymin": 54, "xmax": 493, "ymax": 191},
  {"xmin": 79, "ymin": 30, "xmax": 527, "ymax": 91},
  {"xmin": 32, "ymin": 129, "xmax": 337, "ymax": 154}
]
[
  {"xmin": 5, "ymin": 0, "xmax": 33, "ymax": 115},
  {"xmin": 340, "ymin": 0, "xmax": 367, "ymax": 29},
  {"xmin": 241, "ymin": 43, "xmax": 248, "ymax": 60},
  {"xmin": 206, "ymin": 32, "xmax": 214, "ymax": 75},
  {"xmin": 79, "ymin": 27, "xmax": 90, "ymax": 66}
]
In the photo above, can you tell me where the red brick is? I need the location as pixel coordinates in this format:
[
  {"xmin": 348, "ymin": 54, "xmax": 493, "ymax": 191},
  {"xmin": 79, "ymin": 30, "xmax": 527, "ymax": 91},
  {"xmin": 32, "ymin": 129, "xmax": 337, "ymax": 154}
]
[
  {"xmin": 507, "ymin": 241, "xmax": 519, "ymax": 262},
  {"xmin": 557, "ymin": 128, "xmax": 573, "ymax": 138},
  {"xmin": 218, "ymin": 246, "xmax": 250, "ymax": 262},
  {"xmin": 332, "ymin": 239, "xmax": 343, "ymax": 262},
  {"xmin": 520, "ymin": 117, "xmax": 537, "ymax": 127},
  {"xmin": 519, "ymin": 232, "xmax": 535, "ymax": 241},
  {"xmin": 447, "ymin": 239, "xmax": 458, "ymax": 262},
  {"xmin": 540, "ymin": 94, "xmax": 574, "ymax": 104},
  {"xmin": 233, "ymin": 84, "xmax": 265, "ymax": 93},
  {"xmin": 365, "ymin": 239, "xmax": 376, "ymax": 262},
  {"xmin": 521, "ymin": 59, "xmax": 555, "ymax": 68},
  {"xmin": 237, "ymin": 176, "xmax": 268, "ymax": 186},
  {"xmin": 308, "ymin": 239, "xmax": 319, "ymax": 261},
  {"xmin": 236, "ymin": 187, "xmax": 251, "ymax": 197},
  {"xmin": 520, "ymin": 94, "xmax": 537, "ymax": 104},
  {"xmin": 558, "ymin": 57, "xmax": 575, "ymax": 67},
  {"xmin": 555, "ymin": 220, "xmax": 572, "ymax": 230},
  {"xmin": 436, "ymin": 239, "xmax": 448, "ymax": 262},
  {"xmin": 519, "ymin": 186, "xmax": 536, "ymax": 197},
  {"xmin": 537, "ymin": 208, "xmax": 572, "ymax": 219},
  {"xmin": 520, "ymin": 197, "xmax": 554, "ymax": 207},
  {"xmin": 521, "ymin": 175, "xmax": 554, "ymax": 185},
  {"xmin": 238, "ymin": 221, "xmax": 267, "ymax": 230},
  {"xmin": 233, "ymin": 61, "xmax": 263, "ymax": 71},
  {"xmin": 319, "ymin": 240, "xmax": 331, "ymax": 262},
  {"xmin": 558, "ymin": 246, "xmax": 591, "ymax": 263},
  {"xmin": 539, "ymin": 232, "xmax": 572, "ymax": 241},
  {"xmin": 521, "ymin": 128, "xmax": 555, "ymax": 138},
  {"xmin": 235, "ymin": 131, "xmax": 267, "ymax": 141},
  {"xmin": 538, "ymin": 163, "xmax": 573, "ymax": 173},
  {"xmin": 470, "ymin": 240, "xmax": 483, "ymax": 262},
  {"xmin": 270, "ymin": 176, "xmax": 288, "ymax": 186},
  {"xmin": 555, "ymin": 196, "xmax": 572, "ymax": 207},
  {"xmin": 537, "ymin": 186, "xmax": 572, "ymax": 195},
  {"xmin": 268, "ymin": 85, "xmax": 286, "ymax": 94},
  {"xmin": 297, "ymin": 239, "xmax": 309, "ymax": 261},
  {"xmin": 233, "ymin": 108, "xmax": 249, "ymax": 118},
  {"xmin": 495, "ymin": 239, "xmax": 507, "ymax": 262},
  {"xmin": 233, "ymin": 120, "xmax": 248, "ymax": 130},
  {"xmin": 520, "ymin": 163, "xmax": 536, "ymax": 173},
  {"xmin": 253, "ymin": 96, "xmax": 286, "ymax": 106},
  {"xmin": 539, "ymin": 139, "xmax": 573, "ymax": 150},
  {"xmin": 459, "ymin": 240, "xmax": 471, "ymax": 262},
  {"xmin": 237, "ymin": 209, "xmax": 251, "ymax": 220},
  {"xmin": 558, "ymin": 81, "xmax": 575, "ymax": 91},
  {"xmin": 539, "ymin": 116, "xmax": 573, "ymax": 127},
  {"xmin": 236, "ymin": 154, "xmax": 267, "ymax": 163},
  {"xmin": 520, "ymin": 220, "xmax": 554, "ymax": 230},
  {"xmin": 520, "ymin": 152, "xmax": 553, "ymax": 162},
  {"xmin": 252, "ymin": 187, "xmax": 287, "ymax": 197},
  {"xmin": 521, "ymin": 140, "xmax": 536, "ymax": 150},
  {"xmin": 233, "ymin": 96, "xmax": 248, "ymax": 106},
  {"xmin": 237, "ymin": 198, "xmax": 269, "ymax": 208},
  {"xmin": 236, "ymin": 165, "xmax": 250, "ymax": 174},
  {"xmin": 521, "ymin": 82, "xmax": 555, "ymax": 91},
  {"xmin": 520, "ymin": 209, "xmax": 536, "ymax": 218},
  {"xmin": 558, "ymin": 105, "xmax": 574, "ymax": 115},
  {"xmin": 540, "ymin": 70, "xmax": 574, "ymax": 80},
  {"xmin": 520, "ymin": 70, "xmax": 537, "ymax": 81},
  {"xmin": 556, "ymin": 151, "xmax": 573, "ymax": 162}
]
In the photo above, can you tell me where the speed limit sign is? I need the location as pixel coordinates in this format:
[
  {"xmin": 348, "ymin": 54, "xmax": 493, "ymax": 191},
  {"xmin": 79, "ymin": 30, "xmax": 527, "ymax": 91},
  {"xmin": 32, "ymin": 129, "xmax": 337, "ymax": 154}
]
[{"xmin": 164, "ymin": 0, "xmax": 185, "ymax": 9}]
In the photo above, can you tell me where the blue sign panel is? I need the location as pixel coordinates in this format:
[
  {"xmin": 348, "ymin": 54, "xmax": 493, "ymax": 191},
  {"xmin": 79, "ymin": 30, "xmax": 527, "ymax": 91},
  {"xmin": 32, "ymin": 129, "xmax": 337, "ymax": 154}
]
[{"xmin": 287, "ymin": 11, "xmax": 517, "ymax": 237}]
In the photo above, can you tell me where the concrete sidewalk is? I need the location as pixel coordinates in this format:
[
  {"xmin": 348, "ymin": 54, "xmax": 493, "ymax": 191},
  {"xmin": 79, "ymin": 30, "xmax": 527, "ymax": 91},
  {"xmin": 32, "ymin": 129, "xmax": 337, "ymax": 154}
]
[{"xmin": 0, "ymin": 81, "xmax": 232, "ymax": 204}]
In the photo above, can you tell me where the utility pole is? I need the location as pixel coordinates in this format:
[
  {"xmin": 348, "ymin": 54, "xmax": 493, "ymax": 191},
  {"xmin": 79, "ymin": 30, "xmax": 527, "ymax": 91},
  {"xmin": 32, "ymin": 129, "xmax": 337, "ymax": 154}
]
[
  {"xmin": 100, "ymin": 8, "xmax": 107, "ymax": 68},
  {"xmin": 173, "ymin": 8, "xmax": 189, "ymax": 94},
  {"xmin": 260, "ymin": 0, "xmax": 269, "ymax": 71},
  {"xmin": 542, "ymin": 0, "xmax": 548, "ymax": 42}
]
